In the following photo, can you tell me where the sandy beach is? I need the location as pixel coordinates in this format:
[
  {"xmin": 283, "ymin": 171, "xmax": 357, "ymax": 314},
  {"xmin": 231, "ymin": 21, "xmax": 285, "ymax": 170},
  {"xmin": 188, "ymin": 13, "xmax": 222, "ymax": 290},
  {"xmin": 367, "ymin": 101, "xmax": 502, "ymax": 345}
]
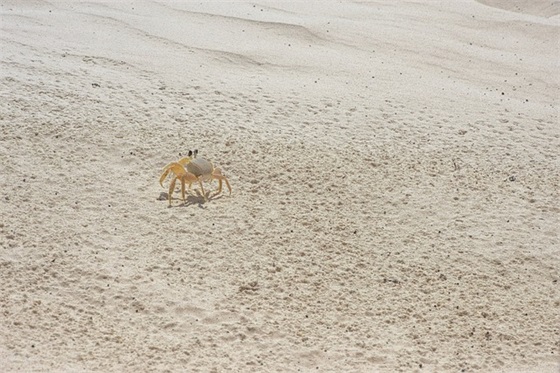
[{"xmin": 1, "ymin": 1, "xmax": 559, "ymax": 372}]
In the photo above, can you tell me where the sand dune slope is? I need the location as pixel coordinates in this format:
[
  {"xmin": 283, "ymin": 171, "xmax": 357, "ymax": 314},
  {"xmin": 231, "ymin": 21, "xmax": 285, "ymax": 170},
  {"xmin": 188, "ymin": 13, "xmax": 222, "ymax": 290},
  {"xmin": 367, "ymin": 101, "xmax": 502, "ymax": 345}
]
[
  {"xmin": 476, "ymin": 0, "xmax": 560, "ymax": 18},
  {"xmin": 1, "ymin": 1, "xmax": 558, "ymax": 372}
]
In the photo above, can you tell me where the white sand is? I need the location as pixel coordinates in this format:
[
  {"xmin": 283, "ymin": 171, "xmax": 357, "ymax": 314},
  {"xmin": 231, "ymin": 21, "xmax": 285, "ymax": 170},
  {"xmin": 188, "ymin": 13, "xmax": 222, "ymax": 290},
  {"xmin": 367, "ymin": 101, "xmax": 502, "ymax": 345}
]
[{"xmin": 1, "ymin": 1, "xmax": 559, "ymax": 372}]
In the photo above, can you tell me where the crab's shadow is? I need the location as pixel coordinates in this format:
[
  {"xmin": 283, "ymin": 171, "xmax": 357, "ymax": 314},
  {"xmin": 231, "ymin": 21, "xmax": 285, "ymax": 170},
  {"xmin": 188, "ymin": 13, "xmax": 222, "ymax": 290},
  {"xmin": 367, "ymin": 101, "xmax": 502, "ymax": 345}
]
[{"xmin": 159, "ymin": 191, "xmax": 224, "ymax": 208}]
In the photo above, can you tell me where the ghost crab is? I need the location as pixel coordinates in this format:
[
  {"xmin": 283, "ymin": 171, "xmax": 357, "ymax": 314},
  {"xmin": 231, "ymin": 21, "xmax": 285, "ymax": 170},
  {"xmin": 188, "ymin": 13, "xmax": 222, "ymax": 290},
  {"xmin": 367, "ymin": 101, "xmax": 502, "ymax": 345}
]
[{"xmin": 159, "ymin": 149, "xmax": 232, "ymax": 206}]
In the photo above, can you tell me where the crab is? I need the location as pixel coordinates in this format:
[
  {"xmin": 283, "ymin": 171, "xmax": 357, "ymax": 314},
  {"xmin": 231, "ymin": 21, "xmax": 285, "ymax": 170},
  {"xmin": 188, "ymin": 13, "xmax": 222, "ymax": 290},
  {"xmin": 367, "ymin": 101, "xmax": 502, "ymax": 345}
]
[{"xmin": 159, "ymin": 149, "xmax": 232, "ymax": 205}]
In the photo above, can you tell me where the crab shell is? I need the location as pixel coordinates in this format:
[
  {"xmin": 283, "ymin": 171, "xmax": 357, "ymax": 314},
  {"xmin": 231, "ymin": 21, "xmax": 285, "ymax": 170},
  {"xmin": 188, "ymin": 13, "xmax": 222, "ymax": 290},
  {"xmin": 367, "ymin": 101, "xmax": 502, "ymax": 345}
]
[{"xmin": 186, "ymin": 158, "xmax": 214, "ymax": 180}]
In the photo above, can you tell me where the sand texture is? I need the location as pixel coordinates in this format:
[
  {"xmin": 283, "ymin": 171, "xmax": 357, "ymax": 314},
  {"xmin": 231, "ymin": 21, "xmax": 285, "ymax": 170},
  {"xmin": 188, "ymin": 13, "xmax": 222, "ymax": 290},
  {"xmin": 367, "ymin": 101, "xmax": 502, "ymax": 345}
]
[{"xmin": 1, "ymin": 1, "xmax": 559, "ymax": 372}]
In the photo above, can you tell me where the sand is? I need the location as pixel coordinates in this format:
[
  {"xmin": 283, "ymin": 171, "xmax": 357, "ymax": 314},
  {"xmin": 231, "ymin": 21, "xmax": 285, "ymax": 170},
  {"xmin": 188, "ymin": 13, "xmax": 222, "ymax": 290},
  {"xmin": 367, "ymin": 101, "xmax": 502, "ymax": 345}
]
[{"xmin": 1, "ymin": 0, "xmax": 559, "ymax": 372}]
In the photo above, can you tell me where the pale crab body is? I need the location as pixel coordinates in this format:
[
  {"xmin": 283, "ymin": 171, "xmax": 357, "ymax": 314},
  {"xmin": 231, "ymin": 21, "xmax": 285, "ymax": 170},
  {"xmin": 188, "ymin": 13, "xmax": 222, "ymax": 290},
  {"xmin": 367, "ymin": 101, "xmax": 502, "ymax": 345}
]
[
  {"xmin": 159, "ymin": 150, "xmax": 231, "ymax": 205},
  {"xmin": 186, "ymin": 158, "xmax": 214, "ymax": 181}
]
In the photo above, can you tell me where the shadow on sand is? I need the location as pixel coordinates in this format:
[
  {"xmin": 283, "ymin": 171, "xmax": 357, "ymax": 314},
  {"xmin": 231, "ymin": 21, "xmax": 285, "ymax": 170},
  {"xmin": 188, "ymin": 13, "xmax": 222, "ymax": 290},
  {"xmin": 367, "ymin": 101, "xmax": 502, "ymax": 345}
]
[{"xmin": 159, "ymin": 190, "xmax": 225, "ymax": 208}]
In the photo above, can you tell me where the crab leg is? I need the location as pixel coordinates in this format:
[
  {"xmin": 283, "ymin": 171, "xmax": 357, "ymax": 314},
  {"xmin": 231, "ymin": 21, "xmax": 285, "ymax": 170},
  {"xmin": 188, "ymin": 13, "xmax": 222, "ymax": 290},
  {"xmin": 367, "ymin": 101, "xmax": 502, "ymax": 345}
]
[
  {"xmin": 168, "ymin": 177, "xmax": 177, "ymax": 206},
  {"xmin": 212, "ymin": 169, "xmax": 231, "ymax": 195},
  {"xmin": 197, "ymin": 178, "xmax": 206, "ymax": 200},
  {"xmin": 180, "ymin": 177, "xmax": 186, "ymax": 203}
]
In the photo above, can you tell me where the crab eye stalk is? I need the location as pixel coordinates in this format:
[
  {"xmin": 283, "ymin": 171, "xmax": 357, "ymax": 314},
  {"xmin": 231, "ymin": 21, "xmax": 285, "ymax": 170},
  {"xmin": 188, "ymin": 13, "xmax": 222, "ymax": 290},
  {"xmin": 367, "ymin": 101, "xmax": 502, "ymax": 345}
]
[
  {"xmin": 188, "ymin": 150, "xmax": 193, "ymax": 157},
  {"xmin": 194, "ymin": 149, "xmax": 198, "ymax": 157}
]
